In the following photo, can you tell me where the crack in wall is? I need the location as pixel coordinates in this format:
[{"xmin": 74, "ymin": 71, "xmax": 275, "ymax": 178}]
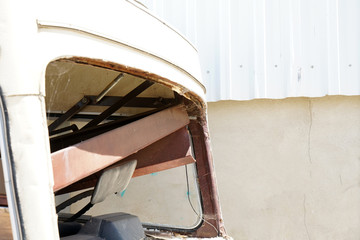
[
  {"xmin": 339, "ymin": 174, "xmax": 343, "ymax": 186},
  {"xmin": 303, "ymin": 194, "xmax": 311, "ymax": 240}
]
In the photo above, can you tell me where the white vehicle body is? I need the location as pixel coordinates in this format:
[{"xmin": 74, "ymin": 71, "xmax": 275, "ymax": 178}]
[{"xmin": 0, "ymin": 0, "xmax": 228, "ymax": 239}]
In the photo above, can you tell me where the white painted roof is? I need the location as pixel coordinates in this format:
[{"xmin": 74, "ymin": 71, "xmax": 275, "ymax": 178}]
[{"xmin": 139, "ymin": 0, "xmax": 360, "ymax": 102}]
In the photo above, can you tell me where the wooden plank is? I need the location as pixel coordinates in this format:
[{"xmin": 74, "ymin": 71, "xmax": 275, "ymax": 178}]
[
  {"xmin": 52, "ymin": 105, "xmax": 189, "ymax": 192},
  {"xmin": 55, "ymin": 127, "xmax": 193, "ymax": 194},
  {"xmin": 132, "ymin": 156, "xmax": 195, "ymax": 177},
  {"xmin": 57, "ymin": 156, "xmax": 195, "ymax": 195},
  {"xmin": 127, "ymin": 127, "xmax": 192, "ymax": 169},
  {"xmin": 0, "ymin": 195, "xmax": 7, "ymax": 207}
]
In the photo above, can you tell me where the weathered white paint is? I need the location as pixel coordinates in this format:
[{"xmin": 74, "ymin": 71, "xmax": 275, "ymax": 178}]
[
  {"xmin": 138, "ymin": 0, "xmax": 360, "ymax": 101},
  {"xmin": 0, "ymin": 0, "xmax": 209, "ymax": 238}
]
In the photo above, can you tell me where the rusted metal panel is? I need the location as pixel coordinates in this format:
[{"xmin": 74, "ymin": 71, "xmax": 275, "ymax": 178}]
[
  {"xmin": 188, "ymin": 120, "xmax": 225, "ymax": 238},
  {"xmin": 55, "ymin": 127, "xmax": 194, "ymax": 194},
  {"xmin": 52, "ymin": 105, "xmax": 189, "ymax": 192}
]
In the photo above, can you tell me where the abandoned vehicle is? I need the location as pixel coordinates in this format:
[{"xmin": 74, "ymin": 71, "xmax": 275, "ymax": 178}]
[{"xmin": 0, "ymin": 0, "xmax": 229, "ymax": 239}]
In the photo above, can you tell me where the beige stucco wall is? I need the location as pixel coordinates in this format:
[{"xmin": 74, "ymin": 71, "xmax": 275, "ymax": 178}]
[{"xmin": 207, "ymin": 96, "xmax": 360, "ymax": 240}]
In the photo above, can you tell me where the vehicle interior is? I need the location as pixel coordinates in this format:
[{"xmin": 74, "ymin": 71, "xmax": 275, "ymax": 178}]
[
  {"xmin": 46, "ymin": 59, "xmax": 205, "ymax": 239},
  {"xmin": 0, "ymin": 57, "xmax": 220, "ymax": 239}
]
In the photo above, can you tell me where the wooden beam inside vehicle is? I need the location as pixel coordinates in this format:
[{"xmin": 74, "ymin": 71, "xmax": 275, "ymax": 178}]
[
  {"xmin": 132, "ymin": 156, "xmax": 194, "ymax": 178},
  {"xmin": 0, "ymin": 194, "xmax": 7, "ymax": 207},
  {"xmin": 55, "ymin": 127, "xmax": 195, "ymax": 195},
  {"xmin": 52, "ymin": 105, "xmax": 189, "ymax": 192}
]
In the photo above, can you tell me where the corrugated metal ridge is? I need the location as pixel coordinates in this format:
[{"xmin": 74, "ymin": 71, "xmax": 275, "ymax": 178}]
[{"xmin": 138, "ymin": 0, "xmax": 360, "ymax": 102}]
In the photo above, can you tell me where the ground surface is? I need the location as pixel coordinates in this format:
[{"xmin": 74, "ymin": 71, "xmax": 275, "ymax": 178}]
[{"xmin": 0, "ymin": 208, "xmax": 12, "ymax": 240}]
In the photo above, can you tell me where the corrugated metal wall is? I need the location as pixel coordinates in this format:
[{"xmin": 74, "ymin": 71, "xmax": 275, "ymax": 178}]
[{"xmin": 137, "ymin": 0, "xmax": 360, "ymax": 102}]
